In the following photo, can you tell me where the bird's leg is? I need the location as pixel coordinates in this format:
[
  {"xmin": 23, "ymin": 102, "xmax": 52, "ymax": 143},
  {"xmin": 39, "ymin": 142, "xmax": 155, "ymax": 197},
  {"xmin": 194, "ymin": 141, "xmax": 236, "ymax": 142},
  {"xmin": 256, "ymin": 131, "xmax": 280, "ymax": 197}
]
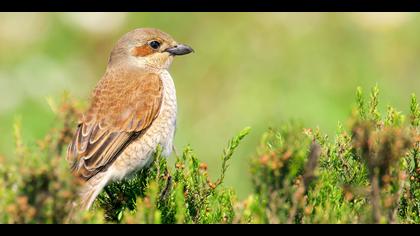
[{"xmin": 159, "ymin": 175, "xmax": 172, "ymax": 201}]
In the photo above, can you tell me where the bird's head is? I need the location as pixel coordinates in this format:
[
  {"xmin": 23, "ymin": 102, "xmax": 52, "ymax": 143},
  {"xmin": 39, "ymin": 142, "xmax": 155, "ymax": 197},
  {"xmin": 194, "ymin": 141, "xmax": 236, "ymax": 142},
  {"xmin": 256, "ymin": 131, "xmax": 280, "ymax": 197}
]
[{"xmin": 108, "ymin": 28, "xmax": 194, "ymax": 71}]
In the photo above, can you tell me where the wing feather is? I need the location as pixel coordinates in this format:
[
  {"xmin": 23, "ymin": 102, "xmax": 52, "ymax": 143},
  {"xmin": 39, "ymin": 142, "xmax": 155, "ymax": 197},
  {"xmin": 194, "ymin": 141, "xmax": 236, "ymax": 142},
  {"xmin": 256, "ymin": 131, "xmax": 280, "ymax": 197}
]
[{"xmin": 67, "ymin": 68, "xmax": 163, "ymax": 181}]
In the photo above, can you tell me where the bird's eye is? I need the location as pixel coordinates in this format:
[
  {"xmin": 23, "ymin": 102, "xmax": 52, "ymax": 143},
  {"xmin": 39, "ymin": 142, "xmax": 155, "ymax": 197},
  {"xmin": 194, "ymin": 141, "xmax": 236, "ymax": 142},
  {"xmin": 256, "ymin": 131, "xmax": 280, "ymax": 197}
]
[{"xmin": 149, "ymin": 41, "xmax": 161, "ymax": 50}]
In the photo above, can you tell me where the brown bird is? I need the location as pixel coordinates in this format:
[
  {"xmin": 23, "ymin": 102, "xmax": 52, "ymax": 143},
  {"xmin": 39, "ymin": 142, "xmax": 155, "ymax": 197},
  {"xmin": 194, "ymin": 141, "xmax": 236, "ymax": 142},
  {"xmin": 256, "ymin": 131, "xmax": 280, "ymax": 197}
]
[{"xmin": 66, "ymin": 28, "xmax": 193, "ymax": 210}]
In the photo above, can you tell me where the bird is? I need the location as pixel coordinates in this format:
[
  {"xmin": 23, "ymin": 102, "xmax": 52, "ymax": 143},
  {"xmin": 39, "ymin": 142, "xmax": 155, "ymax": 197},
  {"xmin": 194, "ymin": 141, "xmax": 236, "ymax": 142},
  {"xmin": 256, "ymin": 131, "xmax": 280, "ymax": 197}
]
[{"xmin": 66, "ymin": 28, "xmax": 193, "ymax": 211}]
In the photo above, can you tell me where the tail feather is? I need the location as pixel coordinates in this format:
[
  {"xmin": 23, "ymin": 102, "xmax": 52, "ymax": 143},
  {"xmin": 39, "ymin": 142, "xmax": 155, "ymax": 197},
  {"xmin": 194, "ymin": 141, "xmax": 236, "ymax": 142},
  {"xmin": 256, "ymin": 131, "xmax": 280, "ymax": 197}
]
[
  {"xmin": 79, "ymin": 173, "xmax": 110, "ymax": 210},
  {"xmin": 67, "ymin": 173, "xmax": 110, "ymax": 222},
  {"xmin": 79, "ymin": 185, "xmax": 103, "ymax": 210}
]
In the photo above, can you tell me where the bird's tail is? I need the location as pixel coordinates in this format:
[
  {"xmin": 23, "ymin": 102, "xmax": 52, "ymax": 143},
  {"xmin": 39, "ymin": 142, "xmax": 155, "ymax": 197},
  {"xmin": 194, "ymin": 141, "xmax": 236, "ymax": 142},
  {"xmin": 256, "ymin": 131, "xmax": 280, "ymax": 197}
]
[
  {"xmin": 78, "ymin": 185, "xmax": 102, "ymax": 210},
  {"xmin": 66, "ymin": 173, "xmax": 109, "ymax": 222}
]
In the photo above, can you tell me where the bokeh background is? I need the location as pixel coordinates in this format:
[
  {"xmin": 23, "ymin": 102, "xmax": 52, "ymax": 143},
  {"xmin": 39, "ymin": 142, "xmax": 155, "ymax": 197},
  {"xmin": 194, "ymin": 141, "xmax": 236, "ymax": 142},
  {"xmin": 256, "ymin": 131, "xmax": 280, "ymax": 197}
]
[{"xmin": 1, "ymin": 13, "xmax": 419, "ymax": 198}]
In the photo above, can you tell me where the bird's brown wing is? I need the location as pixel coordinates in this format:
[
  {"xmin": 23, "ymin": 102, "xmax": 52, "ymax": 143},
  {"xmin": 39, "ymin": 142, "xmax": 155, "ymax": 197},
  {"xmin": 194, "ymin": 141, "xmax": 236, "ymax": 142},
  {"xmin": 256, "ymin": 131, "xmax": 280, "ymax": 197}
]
[{"xmin": 67, "ymin": 68, "xmax": 163, "ymax": 181}]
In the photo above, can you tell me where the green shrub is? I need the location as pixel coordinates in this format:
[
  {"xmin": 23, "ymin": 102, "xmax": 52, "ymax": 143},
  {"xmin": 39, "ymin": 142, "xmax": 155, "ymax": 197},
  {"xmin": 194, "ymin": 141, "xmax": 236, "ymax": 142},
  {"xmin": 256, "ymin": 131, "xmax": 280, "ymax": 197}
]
[
  {"xmin": 95, "ymin": 127, "xmax": 251, "ymax": 224},
  {"xmin": 0, "ymin": 86, "xmax": 418, "ymax": 224},
  {"xmin": 239, "ymin": 86, "xmax": 419, "ymax": 224},
  {"xmin": 0, "ymin": 95, "xmax": 104, "ymax": 223}
]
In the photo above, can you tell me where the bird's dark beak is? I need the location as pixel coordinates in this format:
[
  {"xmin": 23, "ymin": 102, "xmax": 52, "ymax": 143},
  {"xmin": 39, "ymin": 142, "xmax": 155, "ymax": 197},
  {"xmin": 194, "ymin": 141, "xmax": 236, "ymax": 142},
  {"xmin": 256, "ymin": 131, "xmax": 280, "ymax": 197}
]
[{"xmin": 165, "ymin": 44, "xmax": 194, "ymax": 56}]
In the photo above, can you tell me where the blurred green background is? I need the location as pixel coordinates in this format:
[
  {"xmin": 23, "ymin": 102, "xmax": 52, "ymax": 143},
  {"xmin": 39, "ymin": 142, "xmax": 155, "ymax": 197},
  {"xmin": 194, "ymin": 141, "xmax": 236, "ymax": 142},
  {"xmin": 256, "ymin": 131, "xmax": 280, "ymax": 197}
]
[{"xmin": 0, "ymin": 13, "xmax": 419, "ymax": 198}]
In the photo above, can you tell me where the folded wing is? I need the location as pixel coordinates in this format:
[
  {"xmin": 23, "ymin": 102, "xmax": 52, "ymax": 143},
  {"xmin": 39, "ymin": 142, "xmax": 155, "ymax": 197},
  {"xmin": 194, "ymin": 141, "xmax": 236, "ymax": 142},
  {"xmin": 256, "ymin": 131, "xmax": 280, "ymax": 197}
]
[{"xmin": 67, "ymin": 68, "xmax": 163, "ymax": 181}]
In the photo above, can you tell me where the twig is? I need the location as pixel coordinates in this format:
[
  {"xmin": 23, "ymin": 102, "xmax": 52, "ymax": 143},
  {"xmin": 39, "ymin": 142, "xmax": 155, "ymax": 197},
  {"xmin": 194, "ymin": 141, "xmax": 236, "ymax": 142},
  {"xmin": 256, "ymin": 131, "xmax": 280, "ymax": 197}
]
[
  {"xmin": 371, "ymin": 174, "xmax": 382, "ymax": 223},
  {"xmin": 287, "ymin": 141, "xmax": 321, "ymax": 224},
  {"xmin": 159, "ymin": 175, "xmax": 172, "ymax": 202},
  {"xmin": 303, "ymin": 142, "xmax": 321, "ymax": 189},
  {"xmin": 390, "ymin": 173, "xmax": 404, "ymax": 224}
]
